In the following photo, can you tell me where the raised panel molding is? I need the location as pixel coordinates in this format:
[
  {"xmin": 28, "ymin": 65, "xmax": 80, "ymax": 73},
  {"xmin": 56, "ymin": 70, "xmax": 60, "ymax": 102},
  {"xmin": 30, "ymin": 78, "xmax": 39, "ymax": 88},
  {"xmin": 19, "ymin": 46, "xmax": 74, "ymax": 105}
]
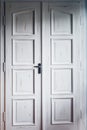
[
  {"xmin": 51, "ymin": 9, "xmax": 73, "ymax": 35},
  {"xmin": 51, "ymin": 98, "xmax": 73, "ymax": 124},
  {"xmin": 13, "ymin": 99, "xmax": 35, "ymax": 126},
  {"xmin": 51, "ymin": 69, "xmax": 73, "ymax": 94},
  {"xmin": 13, "ymin": 10, "xmax": 35, "ymax": 35},
  {"xmin": 13, "ymin": 69, "xmax": 35, "ymax": 95},
  {"xmin": 12, "ymin": 39, "xmax": 35, "ymax": 65},
  {"xmin": 51, "ymin": 39, "xmax": 73, "ymax": 64}
]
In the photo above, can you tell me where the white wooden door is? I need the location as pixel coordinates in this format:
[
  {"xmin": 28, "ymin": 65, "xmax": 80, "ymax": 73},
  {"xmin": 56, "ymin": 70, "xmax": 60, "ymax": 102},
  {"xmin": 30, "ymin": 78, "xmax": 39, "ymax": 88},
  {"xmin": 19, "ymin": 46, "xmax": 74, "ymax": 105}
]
[
  {"xmin": 5, "ymin": 2, "xmax": 41, "ymax": 130},
  {"xmin": 5, "ymin": 2, "xmax": 81, "ymax": 130},
  {"xmin": 42, "ymin": 2, "xmax": 81, "ymax": 130}
]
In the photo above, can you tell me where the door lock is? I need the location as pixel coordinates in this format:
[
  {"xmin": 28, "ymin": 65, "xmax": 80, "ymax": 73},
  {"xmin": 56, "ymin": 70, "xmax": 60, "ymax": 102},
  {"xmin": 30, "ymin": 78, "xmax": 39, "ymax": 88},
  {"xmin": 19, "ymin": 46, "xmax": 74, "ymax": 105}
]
[{"xmin": 34, "ymin": 63, "xmax": 41, "ymax": 74}]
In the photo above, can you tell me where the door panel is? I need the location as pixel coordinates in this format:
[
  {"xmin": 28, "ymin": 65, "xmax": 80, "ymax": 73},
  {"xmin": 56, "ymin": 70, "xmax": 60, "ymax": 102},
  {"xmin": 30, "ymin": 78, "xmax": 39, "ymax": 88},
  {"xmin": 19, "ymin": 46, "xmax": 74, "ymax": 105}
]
[
  {"xmin": 52, "ymin": 98, "xmax": 73, "ymax": 124},
  {"xmin": 13, "ymin": 10, "xmax": 35, "ymax": 35},
  {"xmin": 52, "ymin": 69, "xmax": 73, "ymax": 94},
  {"xmin": 13, "ymin": 39, "xmax": 34, "ymax": 65},
  {"xmin": 5, "ymin": 2, "xmax": 41, "ymax": 130},
  {"xmin": 51, "ymin": 39, "xmax": 72, "ymax": 64},
  {"xmin": 42, "ymin": 3, "xmax": 80, "ymax": 130},
  {"xmin": 13, "ymin": 69, "xmax": 34, "ymax": 95},
  {"xmin": 13, "ymin": 99, "xmax": 35, "ymax": 125},
  {"xmin": 51, "ymin": 9, "xmax": 72, "ymax": 35}
]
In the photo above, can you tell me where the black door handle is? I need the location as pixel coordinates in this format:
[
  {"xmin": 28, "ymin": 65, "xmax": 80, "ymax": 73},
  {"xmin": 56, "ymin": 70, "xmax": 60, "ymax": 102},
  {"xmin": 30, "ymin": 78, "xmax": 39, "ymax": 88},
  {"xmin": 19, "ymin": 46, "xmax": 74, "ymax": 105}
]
[{"xmin": 34, "ymin": 63, "xmax": 41, "ymax": 74}]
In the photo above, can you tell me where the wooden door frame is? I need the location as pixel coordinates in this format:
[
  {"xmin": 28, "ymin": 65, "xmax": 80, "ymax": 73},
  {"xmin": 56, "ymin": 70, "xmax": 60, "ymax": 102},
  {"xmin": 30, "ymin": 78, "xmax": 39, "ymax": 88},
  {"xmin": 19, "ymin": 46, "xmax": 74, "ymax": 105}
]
[{"xmin": 0, "ymin": 1, "xmax": 86, "ymax": 130}]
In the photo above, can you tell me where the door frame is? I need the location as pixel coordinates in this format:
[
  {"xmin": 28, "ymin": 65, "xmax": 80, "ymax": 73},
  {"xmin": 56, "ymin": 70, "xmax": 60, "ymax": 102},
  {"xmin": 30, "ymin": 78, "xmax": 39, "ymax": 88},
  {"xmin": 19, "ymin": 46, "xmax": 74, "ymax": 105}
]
[{"xmin": 0, "ymin": 1, "xmax": 86, "ymax": 130}]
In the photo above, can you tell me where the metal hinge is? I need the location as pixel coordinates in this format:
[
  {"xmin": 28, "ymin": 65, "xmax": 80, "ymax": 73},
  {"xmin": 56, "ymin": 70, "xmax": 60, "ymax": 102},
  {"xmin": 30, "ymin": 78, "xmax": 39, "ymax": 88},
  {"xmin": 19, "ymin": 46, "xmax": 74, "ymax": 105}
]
[
  {"xmin": 80, "ymin": 16, "xmax": 83, "ymax": 25},
  {"xmin": 3, "ymin": 112, "xmax": 6, "ymax": 122},
  {"xmin": 2, "ymin": 15, "xmax": 6, "ymax": 26},
  {"xmin": 3, "ymin": 62, "xmax": 6, "ymax": 72},
  {"xmin": 48, "ymin": 4, "xmax": 50, "ymax": 12},
  {"xmin": 80, "ymin": 110, "xmax": 82, "ymax": 119}
]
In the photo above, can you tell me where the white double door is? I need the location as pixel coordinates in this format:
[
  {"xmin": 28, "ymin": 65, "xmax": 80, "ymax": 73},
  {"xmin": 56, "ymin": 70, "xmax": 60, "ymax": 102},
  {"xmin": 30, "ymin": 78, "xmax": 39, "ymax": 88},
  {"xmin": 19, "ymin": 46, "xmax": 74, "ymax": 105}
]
[{"xmin": 5, "ymin": 2, "xmax": 81, "ymax": 130}]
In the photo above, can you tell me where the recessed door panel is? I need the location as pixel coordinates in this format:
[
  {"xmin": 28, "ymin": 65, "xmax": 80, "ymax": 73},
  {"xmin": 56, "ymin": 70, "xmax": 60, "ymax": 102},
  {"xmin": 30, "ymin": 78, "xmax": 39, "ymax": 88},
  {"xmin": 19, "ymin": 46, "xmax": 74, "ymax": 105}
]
[
  {"xmin": 52, "ymin": 98, "xmax": 73, "ymax": 124},
  {"xmin": 13, "ymin": 10, "xmax": 35, "ymax": 35},
  {"xmin": 52, "ymin": 69, "xmax": 73, "ymax": 94},
  {"xmin": 51, "ymin": 9, "xmax": 73, "ymax": 35},
  {"xmin": 13, "ymin": 69, "xmax": 35, "ymax": 95},
  {"xmin": 13, "ymin": 40, "xmax": 35, "ymax": 65},
  {"xmin": 13, "ymin": 99, "xmax": 35, "ymax": 125},
  {"xmin": 51, "ymin": 39, "xmax": 72, "ymax": 64}
]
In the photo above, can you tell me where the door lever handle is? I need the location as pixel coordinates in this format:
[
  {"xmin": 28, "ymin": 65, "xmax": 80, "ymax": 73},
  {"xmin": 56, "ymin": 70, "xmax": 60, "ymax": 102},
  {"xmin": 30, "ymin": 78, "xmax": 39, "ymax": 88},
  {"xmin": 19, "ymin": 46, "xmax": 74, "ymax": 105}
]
[{"xmin": 34, "ymin": 63, "xmax": 41, "ymax": 74}]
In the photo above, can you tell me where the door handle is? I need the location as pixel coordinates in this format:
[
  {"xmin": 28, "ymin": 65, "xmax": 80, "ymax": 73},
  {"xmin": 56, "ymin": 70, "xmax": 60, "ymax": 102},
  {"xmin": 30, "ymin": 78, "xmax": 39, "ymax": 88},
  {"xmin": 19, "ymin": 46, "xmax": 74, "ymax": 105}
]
[{"xmin": 34, "ymin": 63, "xmax": 41, "ymax": 74}]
